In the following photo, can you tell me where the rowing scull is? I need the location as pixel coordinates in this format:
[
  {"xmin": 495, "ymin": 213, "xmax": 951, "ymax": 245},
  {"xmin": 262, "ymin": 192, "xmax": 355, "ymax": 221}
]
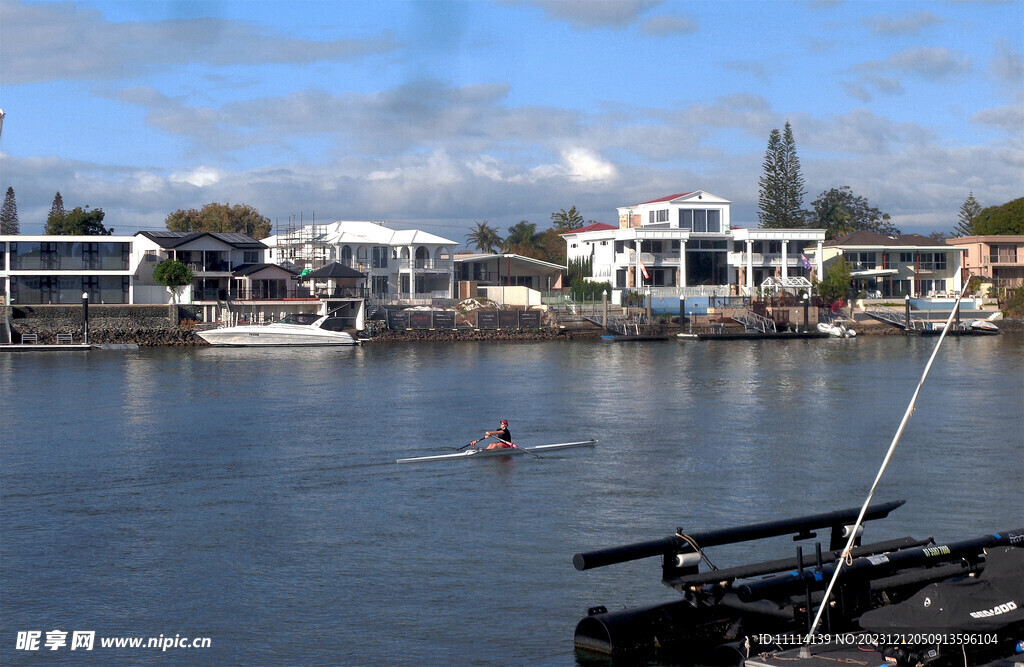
[{"xmin": 396, "ymin": 440, "xmax": 597, "ymax": 464}]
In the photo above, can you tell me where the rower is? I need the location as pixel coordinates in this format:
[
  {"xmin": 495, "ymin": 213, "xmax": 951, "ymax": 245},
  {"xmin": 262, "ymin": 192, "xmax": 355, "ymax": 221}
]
[{"xmin": 473, "ymin": 420, "xmax": 513, "ymax": 450}]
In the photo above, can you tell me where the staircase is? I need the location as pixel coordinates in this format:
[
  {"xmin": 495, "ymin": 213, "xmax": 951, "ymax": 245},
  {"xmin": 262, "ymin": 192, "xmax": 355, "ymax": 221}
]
[{"xmin": 730, "ymin": 310, "xmax": 776, "ymax": 334}]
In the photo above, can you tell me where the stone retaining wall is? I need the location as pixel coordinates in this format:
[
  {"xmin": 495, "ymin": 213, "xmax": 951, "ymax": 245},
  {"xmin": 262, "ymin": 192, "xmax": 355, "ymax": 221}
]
[
  {"xmin": 3, "ymin": 303, "xmax": 1019, "ymax": 346},
  {"xmin": 3, "ymin": 304, "xmax": 206, "ymax": 346}
]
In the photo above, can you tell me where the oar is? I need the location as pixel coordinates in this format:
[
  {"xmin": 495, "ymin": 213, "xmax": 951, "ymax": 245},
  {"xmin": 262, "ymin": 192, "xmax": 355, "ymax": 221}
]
[
  {"xmin": 456, "ymin": 435, "xmax": 489, "ymax": 451},
  {"xmin": 495, "ymin": 437, "xmax": 542, "ymax": 458}
]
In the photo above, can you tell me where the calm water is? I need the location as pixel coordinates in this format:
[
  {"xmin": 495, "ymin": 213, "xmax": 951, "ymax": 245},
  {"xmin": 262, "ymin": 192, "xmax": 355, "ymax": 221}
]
[{"xmin": 2, "ymin": 335, "xmax": 1022, "ymax": 665}]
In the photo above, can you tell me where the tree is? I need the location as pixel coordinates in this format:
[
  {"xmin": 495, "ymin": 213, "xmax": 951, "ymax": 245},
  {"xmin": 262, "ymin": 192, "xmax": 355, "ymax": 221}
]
[
  {"xmin": 48, "ymin": 192, "xmax": 65, "ymax": 224},
  {"xmin": 757, "ymin": 121, "xmax": 806, "ymax": 228},
  {"xmin": 152, "ymin": 259, "xmax": 194, "ymax": 304},
  {"xmin": 502, "ymin": 220, "xmax": 541, "ymax": 256},
  {"xmin": 165, "ymin": 202, "xmax": 272, "ymax": 238},
  {"xmin": 817, "ymin": 256, "xmax": 853, "ymax": 303},
  {"xmin": 550, "ymin": 206, "xmax": 584, "ymax": 232},
  {"xmin": 535, "ymin": 228, "xmax": 566, "ymax": 265},
  {"xmin": 973, "ymin": 197, "xmax": 1024, "ymax": 235},
  {"xmin": 465, "ymin": 220, "xmax": 503, "ymax": 253},
  {"xmin": 0, "ymin": 186, "xmax": 18, "ymax": 234},
  {"xmin": 808, "ymin": 186, "xmax": 899, "ymax": 240},
  {"xmin": 952, "ymin": 192, "xmax": 981, "ymax": 237},
  {"xmin": 45, "ymin": 205, "xmax": 113, "ymax": 235}
]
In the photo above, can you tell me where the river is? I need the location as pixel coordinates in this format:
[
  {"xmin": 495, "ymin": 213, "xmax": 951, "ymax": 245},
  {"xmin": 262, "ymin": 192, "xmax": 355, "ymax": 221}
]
[{"xmin": 1, "ymin": 334, "xmax": 1022, "ymax": 665}]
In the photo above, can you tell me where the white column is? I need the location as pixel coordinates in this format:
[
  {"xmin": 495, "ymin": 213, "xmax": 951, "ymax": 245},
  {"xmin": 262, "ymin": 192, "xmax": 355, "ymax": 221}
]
[
  {"xmin": 815, "ymin": 241, "xmax": 823, "ymax": 281},
  {"xmin": 679, "ymin": 239, "xmax": 687, "ymax": 287},
  {"xmin": 781, "ymin": 240, "xmax": 789, "ymax": 279},
  {"xmin": 745, "ymin": 239, "xmax": 754, "ymax": 292},
  {"xmin": 635, "ymin": 239, "xmax": 642, "ymax": 288}
]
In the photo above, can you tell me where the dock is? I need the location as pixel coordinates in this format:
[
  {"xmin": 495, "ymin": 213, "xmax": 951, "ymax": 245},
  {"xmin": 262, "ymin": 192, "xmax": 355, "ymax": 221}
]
[
  {"xmin": 1, "ymin": 343, "xmax": 138, "ymax": 351},
  {"xmin": 601, "ymin": 333, "xmax": 671, "ymax": 342},
  {"xmin": 678, "ymin": 330, "xmax": 828, "ymax": 340}
]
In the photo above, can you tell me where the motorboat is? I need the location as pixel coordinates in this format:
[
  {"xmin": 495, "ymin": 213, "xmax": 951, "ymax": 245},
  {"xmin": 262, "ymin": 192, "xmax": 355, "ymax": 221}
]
[
  {"xmin": 969, "ymin": 319, "xmax": 999, "ymax": 333},
  {"xmin": 816, "ymin": 319, "xmax": 856, "ymax": 338},
  {"xmin": 197, "ymin": 312, "xmax": 360, "ymax": 346}
]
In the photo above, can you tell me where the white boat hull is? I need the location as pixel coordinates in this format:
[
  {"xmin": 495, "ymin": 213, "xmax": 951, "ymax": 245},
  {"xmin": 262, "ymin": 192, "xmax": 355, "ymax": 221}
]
[
  {"xmin": 197, "ymin": 323, "xmax": 358, "ymax": 346},
  {"xmin": 397, "ymin": 440, "xmax": 597, "ymax": 463},
  {"xmin": 816, "ymin": 322, "xmax": 856, "ymax": 338}
]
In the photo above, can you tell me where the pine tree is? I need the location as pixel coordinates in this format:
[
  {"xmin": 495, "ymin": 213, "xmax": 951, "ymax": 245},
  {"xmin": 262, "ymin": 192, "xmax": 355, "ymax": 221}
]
[
  {"xmin": 757, "ymin": 122, "xmax": 806, "ymax": 228},
  {"xmin": 0, "ymin": 186, "xmax": 19, "ymax": 234},
  {"xmin": 952, "ymin": 192, "xmax": 981, "ymax": 237},
  {"xmin": 47, "ymin": 192, "xmax": 66, "ymax": 232}
]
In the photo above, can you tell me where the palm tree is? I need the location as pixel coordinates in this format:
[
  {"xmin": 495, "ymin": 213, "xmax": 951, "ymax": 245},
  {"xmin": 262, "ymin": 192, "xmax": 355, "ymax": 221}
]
[{"xmin": 466, "ymin": 220, "xmax": 503, "ymax": 253}]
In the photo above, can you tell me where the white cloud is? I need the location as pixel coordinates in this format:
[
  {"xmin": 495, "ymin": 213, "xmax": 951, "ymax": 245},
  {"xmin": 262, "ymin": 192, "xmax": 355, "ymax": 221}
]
[{"xmin": 170, "ymin": 167, "xmax": 223, "ymax": 187}]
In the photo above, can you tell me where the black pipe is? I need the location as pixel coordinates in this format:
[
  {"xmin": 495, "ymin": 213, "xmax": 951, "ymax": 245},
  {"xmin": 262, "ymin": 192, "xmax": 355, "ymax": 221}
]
[
  {"xmin": 573, "ymin": 500, "xmax": 906, "ymax": 571},
  {"xmin": 736, "ymin": 529, "xmax": 1023, "ymax": 602},
  {"xmin": 668, "ymin": 536, "xmax": 929, "ymax": 589}
]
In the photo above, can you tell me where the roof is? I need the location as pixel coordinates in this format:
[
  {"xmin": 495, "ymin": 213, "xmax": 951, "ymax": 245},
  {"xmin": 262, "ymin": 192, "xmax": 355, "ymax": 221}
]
[
  {"xmin": 231, "ymin": 263, "xmax": 298, "ymax": 277},
  {"xmin": 454, "ymin": 253, "xmax": 565, "ymax": 271},
  {"xmin": 826, "ymin": 231, "xmax": 945, "ymax": 248},
  {"xmin": 305, "ymin": 262, "xmax": 365, "ymax": 279},
  {"xmin": 561, "ymin": 222, "xmax": 617, "ymax": 235},
  {"xmin": 319, "ymin": 220, "xmax": 457, "ymax": 246},
  {"xmin": 638, "ymin": 193, "xmax": 692, "ymax": 205},
  {"xmin": 136, "ymin": 231, "xmax": 267, "ymax": 249}
]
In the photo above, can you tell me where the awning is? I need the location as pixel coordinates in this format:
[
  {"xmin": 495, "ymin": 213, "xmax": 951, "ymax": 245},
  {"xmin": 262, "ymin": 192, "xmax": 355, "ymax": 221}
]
[{"xmin": 850, "ymin": 268, "xmax": 898, "ymax": 277}]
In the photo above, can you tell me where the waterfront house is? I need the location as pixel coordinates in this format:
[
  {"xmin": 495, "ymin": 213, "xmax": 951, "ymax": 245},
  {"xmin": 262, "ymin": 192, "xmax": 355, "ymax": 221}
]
[
  {"xmin": 265, "ymin": 220, "xmax": 458, "ymax": 302},
  {"xmin": 0, "ymin": 234, "xmax": 136, "ymax": 304},
  {"xmin": 561, "ymin": 192, "xmax": 824, "ymax": 299},
  {"xmin": 945, "ymin": 235, "xmax": 1024, "ymax": 289},
  {"xmin": 453, "ymin": 253, "xmax": 565, "ymax": 306},
  {"xmin": 133, "ymin": 231, "xmax": 272, "ymax": 302},
  {"xmin": 820, "ymin": 231, "xmax": 964, "ymax": 298}
]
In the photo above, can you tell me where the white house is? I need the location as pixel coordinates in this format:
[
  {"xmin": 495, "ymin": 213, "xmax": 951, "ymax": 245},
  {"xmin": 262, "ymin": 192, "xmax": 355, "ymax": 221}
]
[
  {"xmin": 266, "ymin": 220, "xmax": 458, "ymax": 300},
  {"xmin": 562, "ymin": 191, "xmax": 825, "ymax": 297}
]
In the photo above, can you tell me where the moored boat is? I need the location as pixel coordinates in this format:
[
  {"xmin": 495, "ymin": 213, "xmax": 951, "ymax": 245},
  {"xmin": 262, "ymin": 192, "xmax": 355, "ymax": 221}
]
[{"xmin": 197, "ymin": 312, "xmax": 360, "ymax": 346}]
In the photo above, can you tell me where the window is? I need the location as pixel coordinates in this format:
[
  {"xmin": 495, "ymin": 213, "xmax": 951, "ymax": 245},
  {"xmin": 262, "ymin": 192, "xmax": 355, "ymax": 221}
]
[
  {"xmin": 847, "ymin": 252, "xmax": 877, "ymax": 270},
  {"xmin": 900, "ymin": 252, "xmax": 914, "ymax": 263},
  {"xmin": 371, "ymin": 246, "xmax": 388, "ymax": 269},
  {"xmin": 243, "ymin": 251, "xmax": 259, "ymax": 264},
  {"xmin": 649, "ymin": 209, "xmax": 669, "ymax": 224},
  {"xmin": 990, "ymin": 245, "xmax": 1018, "ymax": 263},
  {"xmin": 918, "ymin": 252, "xmax": 946, "ymax": 271},
  {"xmin": 680, "ymin": 209, "xmax": 722, "ymax": 233}
]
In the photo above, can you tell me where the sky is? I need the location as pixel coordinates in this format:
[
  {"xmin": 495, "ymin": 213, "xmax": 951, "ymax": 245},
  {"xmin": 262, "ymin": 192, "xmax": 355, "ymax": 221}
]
[{"xmin": 0, "ymin": 0, "xmax": 1022, "ymax": 244}]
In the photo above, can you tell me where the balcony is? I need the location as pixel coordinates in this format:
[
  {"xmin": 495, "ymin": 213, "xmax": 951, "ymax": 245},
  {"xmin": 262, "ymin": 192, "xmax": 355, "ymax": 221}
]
[
  {"xmin": 187, "ymin": 260, "xmax": 231, "ymax": 274},
  {"xmin": 398, "ymin": 259, "xmax": 453, "ymax": 273}
]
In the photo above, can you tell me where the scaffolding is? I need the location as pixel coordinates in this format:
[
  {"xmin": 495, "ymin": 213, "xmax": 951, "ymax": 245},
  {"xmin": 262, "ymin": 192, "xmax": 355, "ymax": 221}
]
[{"xmin": 275, "ymin": 213, "xmax": 331, "ymax": 272}]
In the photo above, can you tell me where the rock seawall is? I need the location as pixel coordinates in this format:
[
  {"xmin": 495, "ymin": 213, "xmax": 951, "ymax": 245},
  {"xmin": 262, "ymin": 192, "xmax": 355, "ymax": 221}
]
[{"xmin": 4, "ymin": 303, "xmax": 1020, "ymax": 346}]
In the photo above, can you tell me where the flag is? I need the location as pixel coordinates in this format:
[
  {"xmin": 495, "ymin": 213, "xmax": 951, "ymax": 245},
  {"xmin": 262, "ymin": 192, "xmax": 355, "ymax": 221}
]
[
  {"xmin": 639, "ymin": 260, "xmax": 649, "ymax": 280},
  {"xmin": 801, "ymin": 254, "xmax": 812, "ymax": 270}
]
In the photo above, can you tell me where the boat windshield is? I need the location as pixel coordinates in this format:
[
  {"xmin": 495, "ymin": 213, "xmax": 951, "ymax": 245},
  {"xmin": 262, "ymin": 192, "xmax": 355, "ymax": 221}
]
[
  {"xmin": 319, "ymin": 317, "xmax": 350, "ymax": 331},
  {"xmin": 280, "ymin": 313, "xmax": 320, "ymax": 326}
]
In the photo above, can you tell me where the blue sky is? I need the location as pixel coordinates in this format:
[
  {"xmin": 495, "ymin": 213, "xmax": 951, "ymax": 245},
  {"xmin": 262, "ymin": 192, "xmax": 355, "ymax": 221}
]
[{"xmin": 1, "ymin": 0, "xmax": 1021, "ymax": 242}]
